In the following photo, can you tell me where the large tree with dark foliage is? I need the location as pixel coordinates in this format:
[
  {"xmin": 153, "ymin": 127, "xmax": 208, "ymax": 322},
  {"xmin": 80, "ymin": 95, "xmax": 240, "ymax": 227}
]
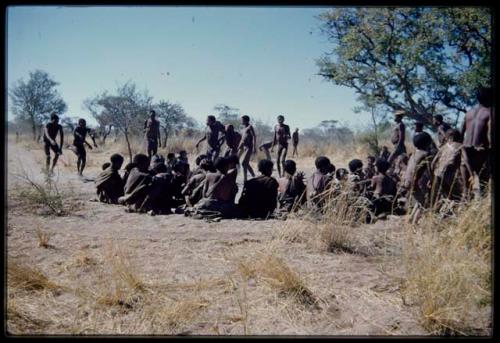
[{"xmin": 317, "ymin": 7, "xmax": 491, "ymax": 128}]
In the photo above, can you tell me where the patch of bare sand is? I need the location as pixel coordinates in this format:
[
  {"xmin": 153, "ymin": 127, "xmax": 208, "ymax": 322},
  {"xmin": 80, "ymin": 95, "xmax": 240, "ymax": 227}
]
[{"xmin": 6, "ymin": 138, "xmax": 426, "ymax": 335}]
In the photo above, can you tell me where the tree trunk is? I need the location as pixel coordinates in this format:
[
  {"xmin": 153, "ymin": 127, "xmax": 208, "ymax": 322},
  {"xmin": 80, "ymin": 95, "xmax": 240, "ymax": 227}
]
[
  {"xmin": 124, "ymin": 129, "xmax": 133, "ymax": 162},
  {"xmin": 31, "ymin": 118, "xmax": 37, "ymax": 141},
  {"xmin": 371, "ymin": 107, "xmax": 380, "ymax": 154}
]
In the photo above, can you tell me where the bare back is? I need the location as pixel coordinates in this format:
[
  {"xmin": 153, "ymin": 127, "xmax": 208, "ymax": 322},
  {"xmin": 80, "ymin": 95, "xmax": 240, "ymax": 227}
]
[{"xmin": 462, "ymin": 105, "xmax": 490, "ymax": 148}]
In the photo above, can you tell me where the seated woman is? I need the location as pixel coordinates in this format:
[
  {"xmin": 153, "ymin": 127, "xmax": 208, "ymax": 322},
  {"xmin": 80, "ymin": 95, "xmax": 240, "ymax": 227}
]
[
  {"xmin": 118, "ymin": 154, "xmax": 153, "ymax": 212},
  {"xmin": 95, "ymin": 154, "xmax": 125, "ymax": 204},
  {"xmin": 182, "ymin": 158, "xmax": 214, "ymax": 208},
  {"xmin": 191, "ymin": 157, "xmax": 239, "ymax": 219},
  {"xmin": 369, "ymin": 158, "xmax": 397, "ymax": 217},
  {"xmin": 277, "ymin": 160, "xmax": 306, "ymax": 213},
  {"xmin": 238, "ymin": 159, "xmax": 279, "ymax": 219}
]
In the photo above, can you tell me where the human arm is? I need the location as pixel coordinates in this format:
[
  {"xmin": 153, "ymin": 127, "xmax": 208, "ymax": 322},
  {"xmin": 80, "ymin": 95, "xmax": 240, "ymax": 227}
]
[
  {"xmin": 196, "ymin": 135, "xmax": 206, "ymax": 149},
  {"xmin": 44, "ymin": 125, "xmax": 56, "ymax": 145},
  {"xmin": 251, "ymin": 126, "xmax": 257, "ymax": 153}
]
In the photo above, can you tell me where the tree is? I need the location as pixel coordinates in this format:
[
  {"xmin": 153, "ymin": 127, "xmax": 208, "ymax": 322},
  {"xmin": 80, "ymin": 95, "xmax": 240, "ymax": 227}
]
[
  {"xmin": 154, "ymin": 101, "xmax": 196, "ymax": 148},
  {"xmin": 213, "ymin": 104, "xmax": 241, "ymax": 127},
  {"xmin": 317, "ymin": 8, "xmax": 491, "ymax": 128},
  {"xmin": 84, "ymin": 82, "xmax": 152, "ymax": 161},
  {"xmin": 353, "ymin": 94, "xmax": 388, "ymax": 154},
  {"xmin": 9, "ymin": 70, "xmax": 67, "ymax": 140}
]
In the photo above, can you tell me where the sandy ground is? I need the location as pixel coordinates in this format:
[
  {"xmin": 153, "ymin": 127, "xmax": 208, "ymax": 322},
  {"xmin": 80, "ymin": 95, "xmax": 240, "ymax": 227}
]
[{"xmin": 6, "ymin": 137, "xmax": 427, "ymax": 336}]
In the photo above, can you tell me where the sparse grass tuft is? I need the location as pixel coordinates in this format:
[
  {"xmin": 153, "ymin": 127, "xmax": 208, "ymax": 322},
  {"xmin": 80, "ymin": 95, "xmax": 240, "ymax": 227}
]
[
  {"xmin": 35, "ymin": 227, "xmax": 53, "ymax": 248},
  {"xmin": 8, "ymin": 262, "xmax": 61, "ymax": 293}
]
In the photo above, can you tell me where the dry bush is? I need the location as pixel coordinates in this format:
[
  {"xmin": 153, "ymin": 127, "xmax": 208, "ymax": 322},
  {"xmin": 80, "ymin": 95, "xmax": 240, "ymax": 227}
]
[
  {"xmin": 402, "ymin": 194, "xmax": 491, "ymax": 335},
  {"xmin": 236, "ymin": 251, "xmax": 316, "ymax": 307},
  {"xmin": 35, "ymin": 227, "xmax": 53, "ymax": 248},
  {"xmin": 8, "ymin": 262, "xmax": 61, "ymax": 293}
]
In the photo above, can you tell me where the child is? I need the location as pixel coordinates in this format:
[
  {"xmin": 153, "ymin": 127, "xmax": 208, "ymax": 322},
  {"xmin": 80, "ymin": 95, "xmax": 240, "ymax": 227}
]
[{"xmin": 95, "ymin": 154, "xmax": 125, "ymax": 204}]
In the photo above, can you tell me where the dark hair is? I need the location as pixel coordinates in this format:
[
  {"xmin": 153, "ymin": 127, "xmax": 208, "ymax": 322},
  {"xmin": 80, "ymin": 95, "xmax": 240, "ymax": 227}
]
[
  {"xmin": 167, "ymin": 153, "xmax": 176, "ymax": 160},
  {"xmin": 153, "ymin": 163, "xmax": 168, "ymax": 174},
  {"xmin": 110, "ymin": 153, "xmax": 124, "ymax": 165},
  {"xmin": 78, "ymin": 118, "xmax": 86, "ymax": 125},
  {"xmin": 335, "ymin": 168, "xmax": 348, "ymax": 180},
  {"xmin": 367, "ymin": 155, "xmax": 375, "ymax": 162},
  {"xmin": 327, "ymin": 163, "xmax": 336, "ymax": 174},
  {"xmin": 241, "ymin": 115, "xmax": 250, "ymax": 122},
  {"xmin": 207, "ymin": 115, "xmax": 216, "ymax": 122},
  {"xmin": 434, "ymin": 115, "xmax": 443, "ymax": 123},
  {"xmin": 315, "ymin": 156, "xmax": 331, "ymax": 171},
  {"xmin": 277, "ymin": 115, "xmax": 285, "ymax": 120},
  {"xmin": 375, "ymin": 158, "xmax": 390, "ymax": 174},
  {"xmin": 200, "ymin": 159, "xmax": 215, "ymax": 172},
  {"xmin": 413, "ymin": 132, "xmax": 431, "ymax": 150},
  {"xmin": 102, "ymin": 162, "xmax": 111, "ymax": 170},
  {"xmin": 214, "ymin": 157, "xmax": 228, "ymax": 172},
  {"xmin": 132, "ymin": 154, "xmax": 150, "ymax": 171},
  {"xmin": 415, "ymin": 122, "xmax": 424, "ymax": 129},
  {"xmin": 258, "ymin": 159, "xmax": 274, "ymax": 174},
  {"xmin": 173, "ymin": 160, "xmax": 188, "ymax": 173},
  {"xmin": 348, "ymin": 159, "xmax": 363, "ymax": 173},
  {"xmin": 50, "ymin": 113, "xmax": 59, "ymax": 121},
  {"xmin": 178, "ymin": 150, "xmax": 187, "ymax": 156},
  {"xmin": 226, "ymin": 124, "xmax": 234, "ymax": 131},
  {"xmin": 195, "ymin": 154, "xmax": 207, "ymax": 166},
  {"xmin": 283, "ymin": 160, "xmax": 297, "ymax": 175},
  {"xmin": 151, "ymin": 154, "xmax": 165, "ymax": 165},
  {"xmin": 150, "ymin": 110, "xmax": 156, "ymax": 116},
  {"xmin": 477, "ymin": 87, "xmax": 492, "ymax": 107},
  {"xmin": 446, "ymin": 129, "xmax": 463, "ymax": 143}
]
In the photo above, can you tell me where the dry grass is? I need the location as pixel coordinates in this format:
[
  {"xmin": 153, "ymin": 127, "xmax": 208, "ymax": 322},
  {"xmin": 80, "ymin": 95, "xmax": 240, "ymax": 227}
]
[
  {"xmin": 8, "ymin": 261, "xmax": 61, "ymax": 293},
  {"xmin": 402, "ymin": 194, "xmax": 492, "ymax": 335},
  {"xmin": 35, "ymin": 227, "xmax": 53, "ymax": 248}
]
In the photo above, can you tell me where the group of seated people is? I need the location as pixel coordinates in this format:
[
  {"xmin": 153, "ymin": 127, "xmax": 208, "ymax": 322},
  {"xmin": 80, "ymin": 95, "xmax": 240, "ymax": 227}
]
[{"xmin": 94, "ymin": 127, "xmax": 468, "ymax": 223}]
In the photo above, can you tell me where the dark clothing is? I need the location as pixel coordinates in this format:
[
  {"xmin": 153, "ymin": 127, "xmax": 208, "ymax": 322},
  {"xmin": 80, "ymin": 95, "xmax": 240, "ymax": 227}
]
[
  {"xmin": 238, "ymin": 175, "xmax": 279, "ymax": 219},
  {"xmin": 95, "ymin": 167, "xmax": 124, "ymax": 204},
  {"xmin": 148, "ymin": 172, "xmax": 174, "ymax": 213}
]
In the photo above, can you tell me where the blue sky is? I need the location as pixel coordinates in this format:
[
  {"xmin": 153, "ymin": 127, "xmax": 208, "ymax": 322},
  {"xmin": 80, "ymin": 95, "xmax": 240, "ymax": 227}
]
[{"xmin": 7, "ymin": 6, "xmax": 369, "ymax": 130}]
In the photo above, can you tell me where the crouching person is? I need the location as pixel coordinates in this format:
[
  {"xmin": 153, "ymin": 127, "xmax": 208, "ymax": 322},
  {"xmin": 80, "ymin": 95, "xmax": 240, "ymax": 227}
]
[
  {"xmin": 118, "ymin": 154, "xmax": 153, "ymax": 213},
  {"xmin": 238, "ymin": 159, "xmax": 279, "ymax": 219},
  {"xmin": 95, "ymin": 154, "xmax": 125, "ymax": 204},
  {"xmin": 277, "ymin": 160, "xmax": 306, "ymax": 213},
  {"xmin": 190, "ymin": 157, "xmax": 239, "ymax": 219}
]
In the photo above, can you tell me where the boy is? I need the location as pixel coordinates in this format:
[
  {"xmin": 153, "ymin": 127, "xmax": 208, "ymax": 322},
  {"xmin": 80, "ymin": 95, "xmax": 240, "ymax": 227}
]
[
  {"xmin": 277, "ymin": 160, "xmax": 306, "ymax": 213},
  {"xmin": 43, "ymin": 113, "xmax": 64, "ymax": 174},
  {"xmin": 72, "ymin": 118, "xmax": 98, "ymax": 176},
  {"xmin": 238, "ymin": 115, "xmax": 257, "ymax": 183}
]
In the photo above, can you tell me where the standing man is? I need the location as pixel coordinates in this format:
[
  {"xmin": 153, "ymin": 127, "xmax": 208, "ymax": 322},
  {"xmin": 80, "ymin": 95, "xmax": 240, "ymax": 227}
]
[
  {"xmin": 73, "ymin": 118, "xmax": 98, "ymax": 176},
  {"xmin": 272, "ymin": 115, "xmax": 291, "ymax": 177},
  {"xmin": 196, "ymin": 115, "xmax": 226, "ymax": 161},
  {"xmin": 144, "ymin": 110, "xmax": 161, "ymax": 159},
  {"xmin": 460, "ymin": 87, "xmax": 492, "ymax": 199},
  {"xmin": 238, "ymin": 115, "xmax": 257, "ymax": 183},
  {"xmin": 388, "ymin": 110, "xmax": 407, "ymax": 165},
  {"xmin": 292, "ymin": 128, "xmax": 299, "ymax": 157},
  {"xmin": 43, "ymin": 112, "xmax": 64, "ymax": 175},
  {"xmin": 223, "ymin": 124, "xmax": 242, "ymax": 157},
  {"xmin": 432, "ymin": 115, "xmax": 452, "ymax": 147}
]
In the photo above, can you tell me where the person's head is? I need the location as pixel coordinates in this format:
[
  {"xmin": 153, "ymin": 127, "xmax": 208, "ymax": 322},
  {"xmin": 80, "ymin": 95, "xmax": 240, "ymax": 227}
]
[
  {"xmin": 335, "ymin": 168, "xmax": 348, "ymax": 181},
  {"xmin": 367, "ymin": 155, "xmax": 376, "ymax": 166},
  {"xmin": 433, "ymin": 115, "xmax": 443, "ymax": 126},
  {"xmin": 132, "ymin": 154, "xmax": 150, "ymax": 172},
  {"xmin": 283, "ymin": 160, "xmax": 297, "ymax": 176},
  {"xmin": 78, "ymin": 118, "xmax": 86, "ymax": 128},
  {"xmin": 214, "ymin": 156, "xmax": 229, "ymax": 174},
  {"xmin": 414, "ymin": 122, "xmax": 424, "ymax": 133},
  {"xmin": 195, "ymin": 154, "xmax": 207, "ymax": 166},
  {"xmin": 477, "ymin": 87, "xmax": 492, "ymax": 107},
  {"xmin": 327, "ymin": 163, "xmax": 336, "ymax": 175},
  {"xmin": 315, "ymin": 156, "xmax": 331, "ymax": 173},
  {"xmin": 381, "ymin": 146, "xmax": 388, "ymax": 152},
  {"xmin": 226, "ymin": 124, "xmax": 234, "ymax": 133},
  {"xmin": 207, "ymin": 115, "xmax": 216, "ymax": 125},
  {"xmin": 110, "ymin": 153, "xmax": 124, "ymax": 170},
  {"xmin": 167, "ymin": 153, "xmax": 176, "ymax": 161},
  {"xmin": 150, "ymin": 110, "xmax": 156, "ymax": 119},
  {"xmin": 348, "ymin": 159, "xmax": 363, "ymax": 174},
  {"xmin": 277, "ymin": 115, "xmax": 285, "ymax": 124},
  {"xmin": 258, "ymin": 159, "xmax": 274, "ymax": 177},
  {"xmin": 200, "ymin": 159, "xmax": 215, "ymax": 172},
  {"xmin": 178, "ymin": 150, "xmax": 187, "ymax": 159},
  {"xmin": 153, "ymin": 163, "xmax": 168, "ymax": 174},
  {"xmin": 102, "ymin": 162, "xmax": 111, "ymax": 170},
  {"xmin": 173, "ymin": 160, "xmax": 189, "ymax": 175},
  {"xmin": 226, "ymin": 155, "xmax": 240, "ymax": 170},
  {"xmin": 394, "ymin": 110, "xmax": 404, "ymax": 123},
  {"xmin": 50, "ymin": 112, "xmax": 59, "ymax": 123},
  {"xmin": 295, "ymin": 128, "xmax": 299, "ymax": 132},
  {"xmin": 446, "ymin": 129, "xmax": 463, "ymax": 143},
  {"xmin": 413, "ymin": 132, "xmax": 432, "ymax": 151},
  {"xmin": 241, "ymin": 115, "xmax": 250, "ymax": 125},
  {"xmin": 375, "ymin": 158, "xmax": 390, "ymax": 174}
]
